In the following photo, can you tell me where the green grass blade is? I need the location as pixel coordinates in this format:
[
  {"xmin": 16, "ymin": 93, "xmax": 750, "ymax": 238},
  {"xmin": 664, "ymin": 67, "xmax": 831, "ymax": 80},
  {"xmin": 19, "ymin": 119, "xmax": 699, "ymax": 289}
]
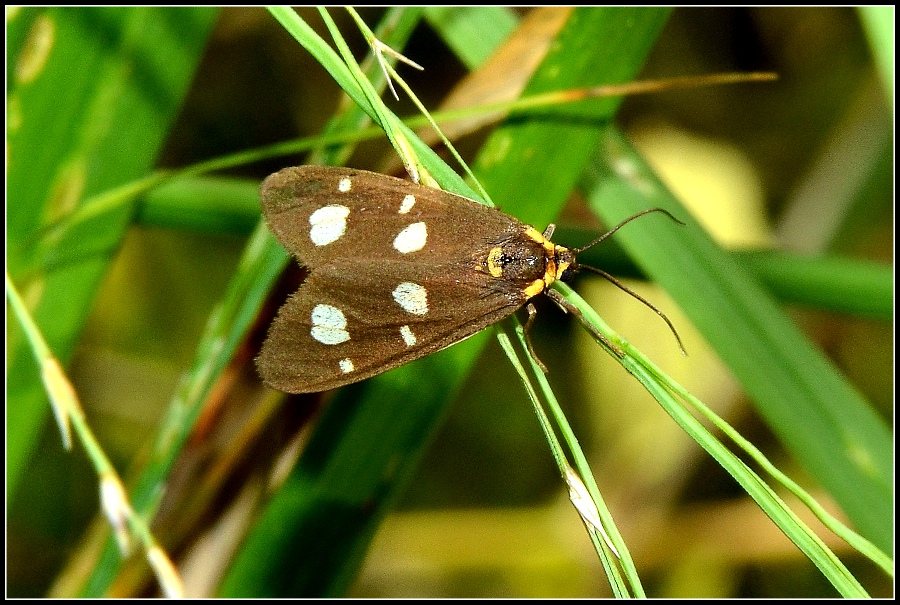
[
  {"xmin": 581, "ymin": 127, "xmax": 893, "ymax": 554},
  {"xmin": 424, "ymin": 7, "xmax": 518, "ymax": 69},
  {"xmin": 72, "ymin": 6, "xmax": 426, "ymax": 597},
  {"xmin": 6, "ymin": 6, "xmax": 219, "ymax": 501}
]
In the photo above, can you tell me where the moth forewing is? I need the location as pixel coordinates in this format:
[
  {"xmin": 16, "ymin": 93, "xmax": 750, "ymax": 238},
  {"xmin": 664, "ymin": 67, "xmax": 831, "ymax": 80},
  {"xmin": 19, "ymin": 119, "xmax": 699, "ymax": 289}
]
[{"xmin": 260, "ymin": 167, "xmax": 519, "ymax": 264}]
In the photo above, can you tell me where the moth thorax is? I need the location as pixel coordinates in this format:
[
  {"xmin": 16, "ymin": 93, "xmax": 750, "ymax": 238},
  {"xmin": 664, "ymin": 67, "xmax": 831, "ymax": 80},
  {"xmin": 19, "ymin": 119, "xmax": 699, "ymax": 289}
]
[{"xmin": 485, "ymin": 238, "xmax": 551, "ymax": 288}]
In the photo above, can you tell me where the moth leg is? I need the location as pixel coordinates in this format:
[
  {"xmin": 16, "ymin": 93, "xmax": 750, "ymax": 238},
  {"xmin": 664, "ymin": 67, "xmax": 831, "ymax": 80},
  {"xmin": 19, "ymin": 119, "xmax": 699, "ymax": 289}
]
[
  {"xmin": 523, "ymin": 302, "xmax": 549, "ymax": 374},
  {"xmin": 542, "ymin": 223, "xmax": 556, "ymax": 239},
  {"xmin": 545, "ymin": 289, "xmax": 626, "ymax": 358}
]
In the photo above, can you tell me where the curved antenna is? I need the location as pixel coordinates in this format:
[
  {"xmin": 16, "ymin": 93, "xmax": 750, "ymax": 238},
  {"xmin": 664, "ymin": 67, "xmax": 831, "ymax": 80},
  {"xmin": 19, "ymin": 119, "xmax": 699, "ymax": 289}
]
[
  {"xmin": 570, "ymin": 207, "xmax": 687, "ymax": 354},
  {"xmin": 572, "ymin": 207, "xmax": 683, "ymax": 254},
  {"xmin": 577, "ymin": 264, "xmax": 686, "ymax": 355}
]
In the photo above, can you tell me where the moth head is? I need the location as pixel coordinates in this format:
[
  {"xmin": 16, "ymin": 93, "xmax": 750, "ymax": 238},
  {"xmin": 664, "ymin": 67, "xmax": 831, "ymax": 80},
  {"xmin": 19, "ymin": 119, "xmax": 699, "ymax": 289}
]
[{"xmin": 554, "ymin": 246, "xmax": 576, "ymax": 283}]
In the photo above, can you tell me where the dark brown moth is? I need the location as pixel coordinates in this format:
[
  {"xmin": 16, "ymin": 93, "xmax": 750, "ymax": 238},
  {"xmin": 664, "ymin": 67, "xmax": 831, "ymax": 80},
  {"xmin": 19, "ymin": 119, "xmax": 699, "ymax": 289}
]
[{"xmin": 257, "ymin": 165, "xmax": 680, "ymax": 393}]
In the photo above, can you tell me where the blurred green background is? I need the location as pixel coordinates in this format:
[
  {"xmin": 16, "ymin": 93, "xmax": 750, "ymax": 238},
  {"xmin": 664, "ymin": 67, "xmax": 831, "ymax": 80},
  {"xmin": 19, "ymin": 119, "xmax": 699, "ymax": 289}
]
[{"xmin": 7, "ymin": 7, "xmax": 892, "ymax": 597}]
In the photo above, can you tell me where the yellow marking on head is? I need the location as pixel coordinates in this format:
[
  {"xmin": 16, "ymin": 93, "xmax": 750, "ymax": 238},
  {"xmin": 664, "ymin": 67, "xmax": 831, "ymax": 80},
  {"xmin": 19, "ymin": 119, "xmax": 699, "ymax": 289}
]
[
  {"xmin": 523, "ymin": 279, "xmax": 546, "ymax": 298},
  {"xmin": 543, "ymin": 258, "xmax": 557, "ymax": 287},
  {"xmin": 486, "ymin": 246, "xmax": 504, "ymax": 278},
  {"xmin": 554, "ymin": 245, "xmax": 575, "ymax": 281},
  {"xmin": 523, "ymin": 226, "xmax": 545, "ymax": 242},
  {"xmin": 524, "ymin": 226, "xmax": 556, "ymax": 254}
]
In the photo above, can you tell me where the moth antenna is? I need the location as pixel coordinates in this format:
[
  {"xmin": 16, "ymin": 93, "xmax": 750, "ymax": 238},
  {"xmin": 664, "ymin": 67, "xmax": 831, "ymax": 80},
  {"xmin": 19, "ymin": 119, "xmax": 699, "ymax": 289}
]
[
  {"xmin": 572, "ymin": 208, "xmax": 683, "ymax": 254},
  {"xmin": 577, "ymin": 265, "xmax": 687, "ymax": 355}
]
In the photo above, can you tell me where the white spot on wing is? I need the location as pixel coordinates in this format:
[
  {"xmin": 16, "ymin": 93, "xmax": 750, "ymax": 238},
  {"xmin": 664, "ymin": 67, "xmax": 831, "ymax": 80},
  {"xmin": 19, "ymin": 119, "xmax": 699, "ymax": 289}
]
[
  {"xmin": 339, "ymin": 358, "xmax": 354, "ymax": 373},
  {"xmin": 310, "ymin": 304, "xmax": 350, "ymax": 345},
  {"xmin": 309, "ymin": 204, "xmax": 350, "ymax": 246},
  {"xmin": 393, "ymin": 222, "xmax": 427, "ymax": 254},
  {"xmin": 337, "ymin": 177, "xmax": 352, "ymax": 192},
  {"xmin": 392, "ymin": 282, "xmax": 428, "ymax": 315},
  {"xmin": 399, "ymin": 194, "xmax": 416, "ymax": 214},
  {"xmin": 400, "ymin": 325, "xmax": 417, "ymax": 347}
]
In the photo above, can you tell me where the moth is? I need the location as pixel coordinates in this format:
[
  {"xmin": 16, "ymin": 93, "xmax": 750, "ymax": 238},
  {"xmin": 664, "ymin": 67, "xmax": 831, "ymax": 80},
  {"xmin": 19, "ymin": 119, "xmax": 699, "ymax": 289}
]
[{"xmin": 257, "ymin": 165, "xmax": 680, "ymax": 393}]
